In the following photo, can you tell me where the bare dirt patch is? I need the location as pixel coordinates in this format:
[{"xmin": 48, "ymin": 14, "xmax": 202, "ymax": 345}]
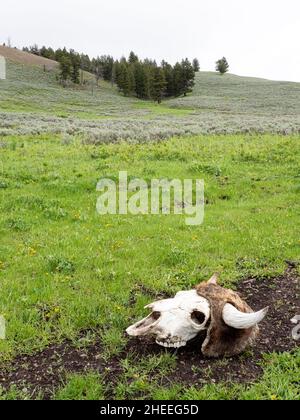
[
  {"xmin": 0, "ymin": 264, "xmax": 299, "ymax": 399},
  {"xmin": 0, "ymin": 45, "xmax": 58, "ymax": 70}
]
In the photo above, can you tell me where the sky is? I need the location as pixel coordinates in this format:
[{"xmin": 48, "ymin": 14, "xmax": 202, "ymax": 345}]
[{"xmin": 1, "ymin": 0, "xmax": 299, "ymax": 82}]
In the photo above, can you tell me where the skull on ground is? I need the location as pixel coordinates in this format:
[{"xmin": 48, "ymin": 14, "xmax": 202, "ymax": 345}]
[
  {"xmin": 126, "ymin": 274, "xmax": 268, "ymax": 356},
  {"xmin": 126, "ymin": 290, "xmax": 210, "ymax": 348}
]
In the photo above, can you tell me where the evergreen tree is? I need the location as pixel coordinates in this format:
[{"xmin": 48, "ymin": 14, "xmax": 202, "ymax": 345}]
[
  {"xmin": 40, "ymin": 46, "xmax": 53, "ymax": 59},
  {"xmin": 192, "ymin": 58, "xmax": 200, "ymax": 72},
  {"xmin": 117, "ymin": 63, "xmax": 131, "ymax": 96},
  {"xmin": 144, "ymin": 58, "xmax": 157, "ymax": 68},
  {"xmin": 128, "ymin": 66, "xmax": 136, "ymax": 95},
  {"xmin": 114, "ymin": 61, "xmax": 121, "ymax": 81},
  {"xmin": 181, "ymin": 58, "xmax": 195, "ymax": 96},
  {"xmin": 173, "ymin": 62, "xmax": 184, "ymax": 97},
  {"xmin": 59, "ymin": 56, "xmax": 72, "ymax": 87},
  {"xmin": 128, "ymin": 51, "xmax": 139, "ymax": 64},
  {"xmin": 120, "ymin": 56, "xmax": 128, "ymax": 65},
  {"xmin": 29, "ymin": 44, "xmax": 40, "ymax": 55},
  {"xmin": 161, "ymin": 60, "xmax": 174, "ymax": 97},
  {"xmin": 113, "ymin": 60, "xmax": 121, "ymax": 86},
  {"xmin": 55, "ymin": 48, "xmax": 64, "ymax": 62},
  {"xmin": 55, "ymin": 47, "xmax": 68, "ymax": 63},
  {"xmin": 111, "ymin": 62, "xmax": 117, "ymax": 86},
  {"xmin": 151, "ymin": 67, "xmax": 167, "ymax": 103},
  {"xmin": 216, "ymin": 57, "xmax": 229, "ymax": 74},
  {"xmin": 134, "ymin": 62, "xmax": 150, "ymax": 99},
  {"xmin": 80, "ymin": 54, "xmax": 91, "ymax": 72},
  {"xmin": 92, "ymin": 57, "xmax": 103, "ymax": 85},
  {"xmin": 70, "ymin": 51, "xmax": 81, "ymax": 84},
  {"xmin": 98, "ymin": 55, "xmax": 114, "ymax": 81}
]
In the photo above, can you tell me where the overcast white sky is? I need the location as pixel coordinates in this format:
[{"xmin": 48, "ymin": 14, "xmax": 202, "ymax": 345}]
[{"xmin": 1, "ymin": 0, "xmax": 299, "ymax": 81}]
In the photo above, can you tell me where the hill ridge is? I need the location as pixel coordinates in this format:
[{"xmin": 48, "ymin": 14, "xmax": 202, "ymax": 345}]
[{"xmin": 0, "ymin": 45, "xmax": 58, "ymax": 70}]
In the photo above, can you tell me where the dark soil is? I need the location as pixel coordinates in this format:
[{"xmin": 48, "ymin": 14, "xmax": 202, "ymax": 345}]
[{"xmin": 0, "ymin": 264, "xmax": 299, "ymax": 399}]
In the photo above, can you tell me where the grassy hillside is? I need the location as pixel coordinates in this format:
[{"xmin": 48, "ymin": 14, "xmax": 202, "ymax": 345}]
[
  {"xmin": 0, "ymin": 59, "xmax": 299, "ymax": 140},
  {"xmin": 171, "ymin": 71, "xmax": 300, "ymax": 115}
]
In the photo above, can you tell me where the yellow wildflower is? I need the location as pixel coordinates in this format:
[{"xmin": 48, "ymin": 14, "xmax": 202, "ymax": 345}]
[{"xmin": 28, "ymin": 247, "xmax": 37, "ymax": 256}]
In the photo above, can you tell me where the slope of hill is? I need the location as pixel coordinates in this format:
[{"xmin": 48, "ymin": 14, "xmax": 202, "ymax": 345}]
[
  {"xmin": 0, "ymin": 45, "xmax": 58, "ymax": 70},
  {"xmin": 0, "ymin": 57, "xmax": 299, "ymax": 141},
  {"xmin": 170, "ymin": 72, "xmax": 300, "ymax": 115}
]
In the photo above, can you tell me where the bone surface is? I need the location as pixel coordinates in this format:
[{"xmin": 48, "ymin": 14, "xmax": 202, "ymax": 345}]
[{"xmin": 126, "ymin": 290, "xmax": 210, "ymax": 348}]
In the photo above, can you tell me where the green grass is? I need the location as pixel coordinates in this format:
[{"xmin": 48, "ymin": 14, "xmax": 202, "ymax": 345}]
[
  {"xmin": 0, "ymin": 132, "xmax": 299, "ymax": 399},
  {"xmin": 54, "ymin": 372, "xmax": 106, "ymax": 400},
  {"xmin": 53, "ymin": 349, "xmax": 300, "ymax": 400},
  {"xmin": 0, "ymin": 59, "xmax": 299, "ymax": 399},
  {"xmin": 133, "ymin": 101, "xmax": 194, "ymax": 117}
]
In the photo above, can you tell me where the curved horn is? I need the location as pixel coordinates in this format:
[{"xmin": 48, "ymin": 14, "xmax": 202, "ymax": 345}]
[
  {"xmin": 223, "ymin": 304, "xmax": 268, "ymax": 329},
  {"xmin": 208, "ymin": 273, "xmax": 219, "ymax": 285}
]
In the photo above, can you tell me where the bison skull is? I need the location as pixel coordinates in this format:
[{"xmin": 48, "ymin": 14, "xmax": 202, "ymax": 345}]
[
  {"xmin": 126, "ymin": 290, "xmax": 210, "ymax": 348},
  {"xmin": 126, "ymin": 274, "xmax": 268, "ymax": 351}
]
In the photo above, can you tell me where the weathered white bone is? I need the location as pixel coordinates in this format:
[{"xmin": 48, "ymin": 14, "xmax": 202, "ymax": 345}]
[
  {"xmin": 126, "ymin": 312, "xmax": 161, "ymax": 337},
  {"xmin": 222, "ymin": 303, "xmax": 268, "ymax": 329},
  {"xmin": 126, "ymin": 290, "xmax": 210, "ymax": 348}
]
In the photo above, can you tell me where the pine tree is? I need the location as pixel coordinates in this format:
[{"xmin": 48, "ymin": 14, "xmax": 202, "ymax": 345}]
[
  {"xmin": 161, "ymin": 61, "xmax": 174, "ymax": 97},
  {"xmin": 111, "ymin": 62, "xmax": 117, "ymax": 86},
  {"xmin": 128, "ymin": 65, "xmax": 136, "ymax": 94},
  {"xmin": 55, "ymin": 47, "xmax": 69, "ymax": 63},
  {"xmin": 70, "ymin": 51, "xmax": 81, "ymax": 84},
  {"xmin": 173, "ymin": 62, "xmax": 183, "ymax": 97},
  {"xmin": 117, "ymin": 63, "xmax": 131, "ymax": 96},
  {"xmin": 29, "ymin": 44, "xmax": 40, "ymax": 56},
  {"xmin": 151, "ymin": 67, "xmax": 167, "ymax": 103},
  {"xmin": 181, "ymin": 59, "xmax": 195, "ymax": 96},
  {"xmin": 92, "ymin": 57, "xmax": 103, "ymax": 86},
  {"xmin": 59, "ymin": 56, "xmax": 72, "ymax": 87},
  {"xmin": 55, "ymin": 48, "xmax": 64, "ymax": 62},
  {"xmin": 98, "ymin": 55, "xmax": 114, "ymax": 81},
  {"xmin": 40, "ymin": 46, "xmax": 54, "ymax": 59},
  {"xmin": 216, "ymin": 57, "xmax": 229, "ymax": 74},
  {"xmin": 80, "ymin": 54, "xmax": 91, "ymax": 72},
  {"xmin": 114, "ymin": 60, "xmax": 121, "ymax": 84},
  {"xmin": 128, "ymin": 51, "xmax": 139, "ymax": 64},
  {"xmin": 192, "ymin": 58, "xmax": 200, "ymax": 72},
  {"xmin": 134, "ymin": 62, "xmax": 150, "ymax": 99}
]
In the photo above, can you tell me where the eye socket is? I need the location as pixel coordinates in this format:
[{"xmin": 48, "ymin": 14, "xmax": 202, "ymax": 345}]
[
  {"xmin": 151, "ymin": 311, "xmax": 161, "ymax": 321},
  {"xmin": 191, "ymin": 310, "xmax": 206, "ymax": 325}
]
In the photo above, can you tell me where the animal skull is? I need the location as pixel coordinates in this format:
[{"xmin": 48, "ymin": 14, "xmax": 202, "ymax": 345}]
[
  {"xmin": 126, "ymin": 290, "xmax": 210, "ymax": 348},
  {"xmin": 126, "ymin": 274, "xmax": 268, "ymax": 356}
]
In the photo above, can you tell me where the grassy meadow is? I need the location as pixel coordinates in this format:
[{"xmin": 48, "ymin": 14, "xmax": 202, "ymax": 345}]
[{"xmin": 0, "ymin": 58, "xmax": 299, "ymax": 400}]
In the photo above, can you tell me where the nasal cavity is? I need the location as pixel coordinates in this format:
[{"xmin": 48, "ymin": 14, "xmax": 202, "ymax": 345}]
[{"xmin": 152, "ymin": 311, "xmax": 161, "ymax": 321}]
